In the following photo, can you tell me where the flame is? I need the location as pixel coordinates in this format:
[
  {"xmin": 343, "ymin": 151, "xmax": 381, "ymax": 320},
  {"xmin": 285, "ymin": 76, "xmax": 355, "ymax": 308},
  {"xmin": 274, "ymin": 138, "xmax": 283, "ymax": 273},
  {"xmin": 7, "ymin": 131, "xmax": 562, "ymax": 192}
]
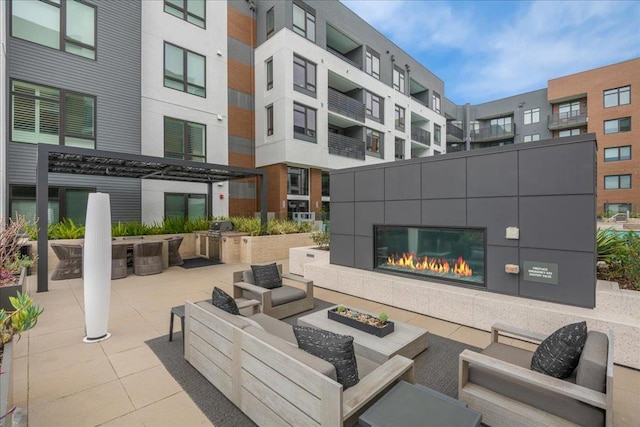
[{"xmin": 386, "ymin": 253, "xmax": 472, "ymax": 277}]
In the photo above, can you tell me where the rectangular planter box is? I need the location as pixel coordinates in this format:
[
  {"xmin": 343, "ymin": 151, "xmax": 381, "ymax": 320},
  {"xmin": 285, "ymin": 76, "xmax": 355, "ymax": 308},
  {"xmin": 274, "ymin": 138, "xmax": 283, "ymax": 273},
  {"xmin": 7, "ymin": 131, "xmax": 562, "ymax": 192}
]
[{"xmin": 327, "ymin": 307, "xmax": 395, "ymax": 338}]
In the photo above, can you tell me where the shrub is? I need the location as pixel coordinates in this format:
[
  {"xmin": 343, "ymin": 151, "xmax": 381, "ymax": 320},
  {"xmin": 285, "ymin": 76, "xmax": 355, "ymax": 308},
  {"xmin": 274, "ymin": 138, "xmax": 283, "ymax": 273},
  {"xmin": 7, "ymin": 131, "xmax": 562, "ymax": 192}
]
[
  {"xmin": 596, "ymin": 229, "xmax": 624, "ymax": 263},
  {"xmin": 311, "ymin": 231, "xmax": 330, "ymax": 250},
  {"xmin": 0, "ymin": 291, "xmax": 44, "ymax": 345},
  {"xmin": 48, "ymin": 218, "xmax": 85, "ymax": 239}
]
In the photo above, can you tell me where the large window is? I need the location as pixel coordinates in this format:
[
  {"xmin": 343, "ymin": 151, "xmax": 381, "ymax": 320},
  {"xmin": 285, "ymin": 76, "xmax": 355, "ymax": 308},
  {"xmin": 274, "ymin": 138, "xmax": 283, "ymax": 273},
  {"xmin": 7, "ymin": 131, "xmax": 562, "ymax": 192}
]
[
  {"xmin": 559, "ymin": 129, "xmax": 581, "ymax": 137},
  {"xmin": 266, "ymin": 57, "xmax": 273, "ymax": 90},
  {"xmin": 524, "ymin": 108, "xmax": 540, "ymax": 124},
  {"xmin": 604, "ymin": 175, "xmax": 631, "ymax": 190},
  {"xmin": 10, "ymin": 185, "xmax": 93, "ymax": 224},
  {"xmin": 395, "ymin": 105, "xmax": 405, "ymax": 131},
  {"xmin": 604, "ymin": 86, "xmax": 630, "ymax": 108},
  {"xmin": 266, "ymin": 105, "xmax": 274, "ymax": 136},
  {"xmin": 605, "ymin": 203, "xmax": 632, "ymax": 217},
  {"xmin": 365, "ymin": 48, "xmax": 380, "ymax": 80},
  {"xmin": 558, "ymin": 101, "xmax": 581, "ymax": 118},
  {"xmin": 11, "ymin": 80, "xmax": 95, "ymax": 147},
  {"xmin": 292, "ymin": 3, "xmax": 315, "ymax": 42},
  {"xmin": 164, "ymin": 0, "xmax": 205, "ymax": 28},
  {"xmin": 395, "ymin": 138, "xmax": 405, "ymax": 160},
  {"xmin": 432, "ymin": 92, "xmax": 441, "ymax": 114},
  {"xmin": 366, "ymin": 128, "xmax": 382, "ymax": 157},
  {"xmin": 604, "ymin": 117, "xmax": 631, "ymax": 134},
  {"xmin": 266, "ymin": 7, "xmax": 274, "ymax": 38},
  {"xmin": 164, "ymin": 43, "xmax": 206, "ymax": 97},
  {"xmin": 393, "ymin": 65, "xmax": 405, "ymax": 93},
  {"xmin": 434, "ymin": 124, "xmax": 441, "ymax": 145},
  {"xmin": 523, "ymin": 134, "xmax": 540, "ymax": 142},
  {"xmin": 604, "ymin": 146, "xmax": 631, "ymax": 162},
  {"xmin": 321, "ymin": 171, "xmax": 330, "ymax": 197},
  {"xmin": 288, "ymin": 167, "xmax": 309, "ymax": 195},
  {"xmin": 11, "ymin": 0, "xmax": 96, "ymax": 59},
  {"xmin": 365, "ymin": 91, "xmax": 382, "ymax": 122},
  {"xmin": 293, "ymin": 55, "xmax": 316, "ymax": 95},
  {"xmin": 164, "ymin": 117, "xmax": 205, "ymax": 162},
  {"xmin": 165, "ymin": 193, "xmax": 206, "ymax": 219},
  {"xmin": 490, "ymin": 116, "xmax": 512, "ymax": 133},
  {"xmin": 293, "ymin": 103, "xmax": 316, "ymax": 142}
]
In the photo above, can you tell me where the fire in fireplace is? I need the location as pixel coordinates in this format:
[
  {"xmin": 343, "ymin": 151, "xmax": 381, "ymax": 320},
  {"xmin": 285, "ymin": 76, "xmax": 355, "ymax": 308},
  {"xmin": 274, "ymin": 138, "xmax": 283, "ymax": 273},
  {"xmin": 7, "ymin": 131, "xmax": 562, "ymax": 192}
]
[{"xmin": 374, "ymin": 225, "xmax": 486, "ymax": 286}]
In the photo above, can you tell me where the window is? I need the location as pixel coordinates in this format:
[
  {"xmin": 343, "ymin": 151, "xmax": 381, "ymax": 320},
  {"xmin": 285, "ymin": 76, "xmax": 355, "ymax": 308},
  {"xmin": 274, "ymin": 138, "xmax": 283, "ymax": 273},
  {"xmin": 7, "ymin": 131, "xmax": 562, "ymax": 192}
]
[
  {"xmin": 605, "ymin": 203, "xmax": 632, "ymax": 217},
  {"xmin": 11, "ymin": 0, "xmax": 96, "ymax": 59},
  {"xmin": 288, "ymin": 167, "xmax": 309, "ymax": 195},
  {"xmin": 604, "ymin": 86, "xmax": 630, "ymax": 108},
  {"xmin": 164, "ymin": 42, "xmax": 206, "ymax": 97},
  {"xmin": 321, "ymin": 171, "xmax": 330, "ymax": 197},
  {"xmin": 395, "ymin": 105, "xmax": 405, "ymax": 131},
  {"xmin": 558, "ymin": 101, "xmax": 581, "ymax": 118},
  {"xmin": 604, "ymin": 146, "xmax": 631, "ymax": 162},
  {"xmin": 395, "ymin": 138, "xmax": 405, "ymax": 160},
  {"xmin": 266, "ymin": 7, "xmax": 274, "ymax": 38},
  {"xmin": 292, "ymin": 3, "xmax": 315, "ymax": 42},
  {"xmin": 365, "ymin": 92, "xmax": 382, "ymax": 121},
  {"xmin": 164, "ymin": 0, "xmax": 205, "ymax": 28},
  {"xmin": 604, "ymin": 117, "xmax": 631, "ymax": 134},
  {"xmin": 559, "ymin": 129, "xmax": 581, "ymax": 137},
  {"xmin": 365, "ymin": 48, "xmax": 380, "ymax": 80},
  {"xmin": 490, "ymin": 116, "xmax": 512, "ymax": 133},
  {"xmin": 11, "ymin": 80, "xmax": 95, "ymax": 147},
  {"xmin": 432, "ymin": 92, "xmax": 441, "ymax": 114},
  {"xmin": 524, "ymin": 108, "xmax": 540, "ymax": 125},
  {"xmin": 604, "ymin": 175, "xmax": 631, "ymax": 190},
  {"xmin": 164, "ymin": 117, "xmax": 205, "ymax": 162},
  {"xmin": 293, "ymin": 103, "xmax": 316, "ymax": 142},
  {"xmin": 10, "ymin": 185, "xmax": 93, "ymax": 224},
  {"xmin": 366, "ymin": 128, "xmax": 382, "ymax": 157},
  {"xmin": 165, "ymin": 193, "xmax": 206, "ymax": 219},
  {"xmin": 266, "ymin": 58, "xmax": 273, "ymax": 90},
  {"xmin": 523, "ymin": 134, "xmax": 540, "ymax": 143},
  {"xmin": 393, "ymin": 65, "xmax": 405, "ymax": 93},
  {"xmin": 434, "ymin": 124, "xmax": 441, "ymax": 145},
  {"xmin": 293, "ymin": 55, "xmax": 316, "ymax": 95},
  {"xmin": 266, "ymin": 105, "xmax": 274, "ymax": 136}
]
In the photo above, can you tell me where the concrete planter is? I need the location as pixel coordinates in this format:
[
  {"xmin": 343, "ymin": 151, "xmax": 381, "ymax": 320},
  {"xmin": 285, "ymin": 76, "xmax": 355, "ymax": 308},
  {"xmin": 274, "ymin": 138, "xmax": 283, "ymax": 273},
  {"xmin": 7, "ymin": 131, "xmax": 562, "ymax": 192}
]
[
  {"xmin": 230, "ymin": 233, "xmax": 314, "ymax": 264},
  {"xmin": 289, "ymin": 245, "xmax": 330, "ymax": 275},
  {"xmin": 0, "ymin": 340, "xmax": 14, "ymax": 427},
  {"xmin": 0, "ymin": 268, "xmax": 27, "ymax": 312}
]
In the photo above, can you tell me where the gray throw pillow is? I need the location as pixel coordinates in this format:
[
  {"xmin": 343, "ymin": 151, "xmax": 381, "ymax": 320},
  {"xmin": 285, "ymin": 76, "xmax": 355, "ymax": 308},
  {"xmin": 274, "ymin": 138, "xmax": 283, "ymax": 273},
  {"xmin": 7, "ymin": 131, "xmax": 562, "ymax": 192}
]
[
  {"xmin": 531, "ymin": 321, "xmax": 587, "ymax": 378},
  {"xmin": 212, "ymin": 287, "xmax": 240, "ymax": 315},
  {"xmin": 251, "ymin": 263, "xmax": 282, "ymax": 289},
  {"xmin": 293, "ymin": 325, "xmax": 359, "ymax": 389}
]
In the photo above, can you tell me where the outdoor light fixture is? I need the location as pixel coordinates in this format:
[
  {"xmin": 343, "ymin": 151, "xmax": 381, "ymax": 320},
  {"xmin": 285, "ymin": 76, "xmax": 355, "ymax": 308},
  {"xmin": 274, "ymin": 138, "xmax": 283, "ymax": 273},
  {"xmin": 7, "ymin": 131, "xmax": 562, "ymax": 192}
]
[{"xmin": 83, "ymin": 193, "xmax": 112, "ymax": 343}]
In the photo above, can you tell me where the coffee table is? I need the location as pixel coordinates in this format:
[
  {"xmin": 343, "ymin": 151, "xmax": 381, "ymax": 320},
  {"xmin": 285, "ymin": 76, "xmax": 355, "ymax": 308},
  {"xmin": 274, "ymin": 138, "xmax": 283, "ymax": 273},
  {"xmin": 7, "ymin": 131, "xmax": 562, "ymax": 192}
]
[{"xmin": 297, "ymin": 305, "xmax": 428, "ymax": 364}]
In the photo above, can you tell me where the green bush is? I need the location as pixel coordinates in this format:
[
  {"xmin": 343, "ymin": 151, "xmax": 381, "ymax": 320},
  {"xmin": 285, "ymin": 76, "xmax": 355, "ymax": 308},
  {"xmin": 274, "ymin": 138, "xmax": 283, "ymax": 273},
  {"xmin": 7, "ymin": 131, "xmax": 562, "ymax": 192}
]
[
  {"xmin": 596, "ymin": 229, "xmax": 624, "ymax": 263},
  {"xmin": 48, "ymin": 218, "xmax": 85, "ymax": 239},
  {"xmin": 311, "ymin": 231, "xmax": 330, "ymax": 250}
]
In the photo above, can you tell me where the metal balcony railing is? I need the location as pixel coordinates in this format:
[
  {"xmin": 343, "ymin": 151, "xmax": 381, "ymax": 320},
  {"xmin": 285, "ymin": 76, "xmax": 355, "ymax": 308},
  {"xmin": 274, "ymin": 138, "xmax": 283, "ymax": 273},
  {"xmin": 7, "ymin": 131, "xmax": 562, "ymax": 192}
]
[
  {"xmin": 328, "ymin": 132, "xmax": 365, "ymax": 160},
  {"xmin": 446, "ymin": 123, "xmax": 464, "ymax": 141},
  {"xmin": 328, "ymin": 88, "xmax": 365, "ymax": 122},
  {"xmin": 470, "ymin": 123, "xmax": 516, "ymax": 142},
  {"xmin": 411, "ymin": 128, "xmax": 431, "ymax": 145},
  {"xmin": 326, "ymin": 46, "xmax": 361, "ymax": 69},
  {"xmin": 547, "ymin": 110, "xmax": 588, "ymax": 130}
]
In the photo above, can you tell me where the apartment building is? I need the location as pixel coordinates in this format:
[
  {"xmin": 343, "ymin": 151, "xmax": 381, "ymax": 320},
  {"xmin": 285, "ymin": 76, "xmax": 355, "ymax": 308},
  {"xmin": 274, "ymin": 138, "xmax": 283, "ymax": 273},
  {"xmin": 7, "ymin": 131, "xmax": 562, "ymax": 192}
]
[{"xmin": 445, "ymin": 58, "xmax": 639, "ymax": 215}]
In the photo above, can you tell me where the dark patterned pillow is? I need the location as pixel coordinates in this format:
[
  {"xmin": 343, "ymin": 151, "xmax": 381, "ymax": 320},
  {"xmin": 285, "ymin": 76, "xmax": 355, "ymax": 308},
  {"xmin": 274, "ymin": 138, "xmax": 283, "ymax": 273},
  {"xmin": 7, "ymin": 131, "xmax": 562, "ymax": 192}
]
[
  {"xmin": 531, "ymin": 321, "xmax": 587, "ymax": 378},
  {"xmin": 293, "ymin": 325, "xmax": 359, "ymax": 389},
  {"xmin": 212, "ymin": 287, "xmax": 240, "ymax": 315},
  {"xmin": 251, "ymin": 263, "xmax": 282, "ymax": 289}
]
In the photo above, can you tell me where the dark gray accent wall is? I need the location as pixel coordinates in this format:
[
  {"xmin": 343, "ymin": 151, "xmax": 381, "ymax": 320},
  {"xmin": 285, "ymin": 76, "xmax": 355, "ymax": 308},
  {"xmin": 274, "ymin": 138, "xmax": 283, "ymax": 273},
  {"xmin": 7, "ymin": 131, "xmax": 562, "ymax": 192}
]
[
  {"xmin": 331, "ymin": 134, "xmax": 597, "ymax": 308},
  {"xmin": 5, "ymin": 0, "xmax": 142, "ymax": 221}
]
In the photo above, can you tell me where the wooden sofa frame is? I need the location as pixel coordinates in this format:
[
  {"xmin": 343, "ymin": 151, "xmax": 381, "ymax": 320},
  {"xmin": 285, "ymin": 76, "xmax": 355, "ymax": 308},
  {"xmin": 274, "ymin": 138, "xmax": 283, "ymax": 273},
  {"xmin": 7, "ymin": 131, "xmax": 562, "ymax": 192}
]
[
  {"xmin": 458, "ymin": 323, "xmax": 614, "ymax": 427},
  {"xmin": 232, "ymin": 264, "xmax": 314, "ymax": 319},
  {"xmin": 184, "ymin": 300, "xmax": 415, "ymax": 426}
]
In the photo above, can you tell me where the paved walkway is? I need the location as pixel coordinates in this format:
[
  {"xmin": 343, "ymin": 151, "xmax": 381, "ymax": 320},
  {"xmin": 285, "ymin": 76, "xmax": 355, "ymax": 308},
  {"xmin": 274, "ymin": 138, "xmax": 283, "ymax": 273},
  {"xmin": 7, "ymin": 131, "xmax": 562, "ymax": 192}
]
[{"xmin": 11, "ymin": 260, "xmax": 639, "ymax": 426}]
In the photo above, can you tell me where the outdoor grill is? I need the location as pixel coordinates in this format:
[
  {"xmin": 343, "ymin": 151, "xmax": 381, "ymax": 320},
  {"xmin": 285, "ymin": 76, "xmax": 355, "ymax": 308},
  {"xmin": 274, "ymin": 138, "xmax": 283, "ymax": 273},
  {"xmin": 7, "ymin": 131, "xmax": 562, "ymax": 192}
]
[
  {"xmin": 207, "ymin": 220, "xmax": 234, "ymax": 237},
  {"xmin": 197, "ymin": 221, "xmax": 234, "ymax": 260}
]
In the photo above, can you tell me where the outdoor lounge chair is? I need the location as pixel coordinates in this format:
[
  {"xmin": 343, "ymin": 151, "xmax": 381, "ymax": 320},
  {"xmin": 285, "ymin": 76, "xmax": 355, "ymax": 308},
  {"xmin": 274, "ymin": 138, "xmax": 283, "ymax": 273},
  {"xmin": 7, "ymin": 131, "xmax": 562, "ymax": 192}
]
[
  {"xmin": 166, "ymin": 235, "xmax": 184, "ymax": 266},
  {"xmin": 50, "ymin": 242, "xmax": 83, "ymax": 280},
  {"xmin": 111, "ymin": 244, "xmax": 128, "ymax": 279},
  {"xmin": 458, "ymin": 323, "xmax": 613, "ymax": 427},
  {"xmin": 232, "ymin": 263, "xmax": 314, "ymax": 319},
  {"xmin": 133, "ymin": 241, "xmax": 163, "ymax": 276}
]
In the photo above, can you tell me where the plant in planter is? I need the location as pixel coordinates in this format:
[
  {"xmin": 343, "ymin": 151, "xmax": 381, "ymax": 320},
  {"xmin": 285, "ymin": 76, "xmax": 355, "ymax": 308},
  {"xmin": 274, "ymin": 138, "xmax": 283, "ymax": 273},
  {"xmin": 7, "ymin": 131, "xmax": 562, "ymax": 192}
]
[
  {"xmin": 1, "ymin": 216, "xmax": 37, "ymax": 311},
  {"xmin": 328, "ymin": 306, "xmax": 395, "ymax": 337},
  {"xmin": 311, "ymin": 231, "xmax": 330, "ymax": 250}
]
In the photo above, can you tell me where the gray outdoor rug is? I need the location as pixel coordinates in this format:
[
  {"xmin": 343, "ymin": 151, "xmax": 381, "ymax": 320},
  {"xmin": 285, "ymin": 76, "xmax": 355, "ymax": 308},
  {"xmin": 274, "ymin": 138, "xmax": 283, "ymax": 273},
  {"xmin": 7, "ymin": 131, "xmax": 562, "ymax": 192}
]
[{"xmin": 145, "ymin": 299, "xmax": 481, "ymax": 427}]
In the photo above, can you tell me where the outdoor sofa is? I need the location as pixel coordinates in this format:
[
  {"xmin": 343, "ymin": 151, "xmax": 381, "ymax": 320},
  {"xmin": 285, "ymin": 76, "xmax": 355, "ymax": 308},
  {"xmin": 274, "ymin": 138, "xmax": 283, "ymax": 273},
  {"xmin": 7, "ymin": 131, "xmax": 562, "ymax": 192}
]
[{"xmin": 184, "ymin": 300, "xmax": 415, "ymax": 426}]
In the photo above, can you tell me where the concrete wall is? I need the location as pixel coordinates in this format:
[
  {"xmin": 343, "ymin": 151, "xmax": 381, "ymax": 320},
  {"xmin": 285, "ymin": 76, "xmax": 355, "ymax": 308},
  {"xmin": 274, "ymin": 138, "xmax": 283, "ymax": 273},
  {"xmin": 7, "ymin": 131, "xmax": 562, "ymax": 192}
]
[{"xmin": 330, "ymin": 134, "xmax": 597, "ymax": 308}]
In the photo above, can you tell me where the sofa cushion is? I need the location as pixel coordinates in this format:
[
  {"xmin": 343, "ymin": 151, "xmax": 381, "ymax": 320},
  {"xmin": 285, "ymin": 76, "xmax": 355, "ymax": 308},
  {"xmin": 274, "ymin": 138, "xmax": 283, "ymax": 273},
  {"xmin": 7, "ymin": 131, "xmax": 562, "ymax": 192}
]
[
  {"xmin": 195, "ymin": 301, "xmax": 251, "ymax": 329},
  {"xmin": 355, "ymin": 354, "xmax": 380, "ymax": 379},
  {"xmin": 271, "ymin": 286, "xmax": 307, "ymax": 307},
  {"xmin": 576, "ymin": 331, "xmax": 609, "ymax": 393},
  {"xmin": 293, "ymin": 325, "xmax": 359, "ymax": 389},
  {"xmin": 242, "ymin": 269, "xmax": 255, "ymax": 284},
  {"xmin": 249, "ymin": 313, "xmax": 296, "ymax": 344},
  {"xmin": 531, "ymin": 321, "xmax": 587, "ymax": 379},
  {"xmin": 212, "ymin": 287, "xmax": 240, "ymax": 315},
  {"xmin": 470, "ymin": 342, "xmax": 604, "ymax": 427},
  {"xmin": 251, "ymin": 263, "xmax": 282, "ymax": 289}
]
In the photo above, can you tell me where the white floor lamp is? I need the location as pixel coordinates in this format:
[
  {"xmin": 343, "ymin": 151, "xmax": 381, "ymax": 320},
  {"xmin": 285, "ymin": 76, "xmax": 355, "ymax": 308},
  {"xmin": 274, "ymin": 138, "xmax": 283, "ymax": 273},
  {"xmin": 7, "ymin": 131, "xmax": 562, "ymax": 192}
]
[{"xmin": 83, "ymin": 192, "xmax": 112, "ymax": 343}]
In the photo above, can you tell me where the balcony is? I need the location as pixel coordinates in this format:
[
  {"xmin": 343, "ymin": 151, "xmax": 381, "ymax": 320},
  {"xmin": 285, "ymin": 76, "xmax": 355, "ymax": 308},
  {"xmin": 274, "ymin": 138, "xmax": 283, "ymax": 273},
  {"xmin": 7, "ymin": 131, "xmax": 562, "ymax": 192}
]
[
  {"xmin": 326, "ymin": 24, "xmax": 362, "ymax": 70},
  {"xmin": 328, "ymin": 87, "xmax": 365, "ymax": 123},
  {"xmin": 328, "ymin": 132, "xmax": 365, "ymax": 160},
  {"xmin": 470, "ymin": 123, "xmax": 515, "ymax": 142},
  {"xmin": 547, "ymin": 110, "xmax": 588, "ymax": 130},
  {"xmin": 446, "ymin": 123, "xmax": 464, "ymax": 142},
  {"xmin": 411, "ymin": 128, "xmax": 431, "ymax": 146}
]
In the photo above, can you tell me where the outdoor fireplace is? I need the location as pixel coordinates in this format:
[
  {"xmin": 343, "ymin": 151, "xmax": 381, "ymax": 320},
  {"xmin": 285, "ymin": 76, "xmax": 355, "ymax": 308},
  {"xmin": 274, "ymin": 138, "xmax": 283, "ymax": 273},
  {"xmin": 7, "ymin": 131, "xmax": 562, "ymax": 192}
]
[{"xmin": 374, "ymin": 225, "xmax": 486, "ymax": 287}]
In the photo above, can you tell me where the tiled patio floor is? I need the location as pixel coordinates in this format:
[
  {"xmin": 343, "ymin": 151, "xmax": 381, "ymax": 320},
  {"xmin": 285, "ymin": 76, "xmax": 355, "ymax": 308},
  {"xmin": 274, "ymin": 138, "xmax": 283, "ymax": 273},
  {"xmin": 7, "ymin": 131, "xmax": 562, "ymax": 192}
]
[{"xmin": 11, "ymin": 260, "xmax": 640, "ymax": 426}]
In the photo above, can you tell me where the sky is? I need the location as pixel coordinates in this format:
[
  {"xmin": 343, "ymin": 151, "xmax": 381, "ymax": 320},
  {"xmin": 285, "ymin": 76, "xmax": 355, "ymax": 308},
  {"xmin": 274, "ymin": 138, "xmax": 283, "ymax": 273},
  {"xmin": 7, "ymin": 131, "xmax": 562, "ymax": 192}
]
[{"xmin": 342, "ymin": 0, "xmax": 640, "ymax": 105}]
